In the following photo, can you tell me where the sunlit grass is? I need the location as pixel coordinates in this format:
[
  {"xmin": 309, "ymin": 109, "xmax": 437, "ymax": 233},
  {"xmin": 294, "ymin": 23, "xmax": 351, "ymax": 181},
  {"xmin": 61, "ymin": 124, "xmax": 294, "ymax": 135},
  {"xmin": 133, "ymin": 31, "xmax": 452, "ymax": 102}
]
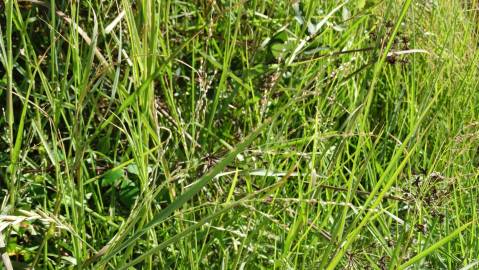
[{"xmin": 0, "ymin": 0, "xmax": 478, "ymax": 269}]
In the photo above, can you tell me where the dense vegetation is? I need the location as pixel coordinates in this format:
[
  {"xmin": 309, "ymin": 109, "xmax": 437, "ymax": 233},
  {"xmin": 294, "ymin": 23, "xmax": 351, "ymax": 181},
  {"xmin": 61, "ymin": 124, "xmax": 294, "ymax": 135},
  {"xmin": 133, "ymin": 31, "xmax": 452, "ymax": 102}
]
[{"xmin": 1, "ymin": 0, "xmax": 478, "ymax": 269}]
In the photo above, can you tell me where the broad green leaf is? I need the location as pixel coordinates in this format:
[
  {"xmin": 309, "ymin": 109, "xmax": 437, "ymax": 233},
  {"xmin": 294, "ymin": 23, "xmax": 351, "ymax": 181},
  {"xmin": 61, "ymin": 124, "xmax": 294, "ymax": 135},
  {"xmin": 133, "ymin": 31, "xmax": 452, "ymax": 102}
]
[{"xmin": 102, "ymin": 169, "xmax": 124, "ymax": 187}]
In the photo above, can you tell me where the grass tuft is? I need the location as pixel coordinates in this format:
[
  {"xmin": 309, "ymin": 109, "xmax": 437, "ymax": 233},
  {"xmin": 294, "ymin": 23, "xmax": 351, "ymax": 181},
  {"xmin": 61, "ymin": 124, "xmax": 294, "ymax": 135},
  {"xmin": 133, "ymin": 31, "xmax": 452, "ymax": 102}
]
[{"xmin": 1, "ymin": 0, "xmax": 478, "ymax": 269}]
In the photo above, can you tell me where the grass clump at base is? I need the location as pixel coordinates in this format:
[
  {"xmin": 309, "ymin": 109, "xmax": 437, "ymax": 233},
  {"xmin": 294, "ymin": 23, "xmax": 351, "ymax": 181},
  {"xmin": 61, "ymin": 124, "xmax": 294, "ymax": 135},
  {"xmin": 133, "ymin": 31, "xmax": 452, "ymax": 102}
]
[{"xmin": 0, "ymin": 0, "xmax": 478, "ymax": 269}]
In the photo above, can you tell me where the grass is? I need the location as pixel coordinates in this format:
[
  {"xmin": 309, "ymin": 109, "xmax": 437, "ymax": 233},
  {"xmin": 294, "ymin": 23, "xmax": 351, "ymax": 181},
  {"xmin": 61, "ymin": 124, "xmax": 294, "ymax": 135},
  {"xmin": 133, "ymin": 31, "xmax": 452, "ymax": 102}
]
[{"xmin": 0, "ymin": 0, "xmax": 478, "ymax": 269}]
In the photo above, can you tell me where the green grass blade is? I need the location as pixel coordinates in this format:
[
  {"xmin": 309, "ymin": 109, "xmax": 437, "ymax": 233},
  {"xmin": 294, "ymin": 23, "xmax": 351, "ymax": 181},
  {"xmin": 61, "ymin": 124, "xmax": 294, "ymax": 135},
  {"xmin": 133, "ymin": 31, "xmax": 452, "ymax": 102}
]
[
  {"xmin": 398, "ymin": 222, "xmax": 473, "ymax": 270},
  {"xmin": 88, "ymin": 116, "xmax": 274, "ymax": 267}
]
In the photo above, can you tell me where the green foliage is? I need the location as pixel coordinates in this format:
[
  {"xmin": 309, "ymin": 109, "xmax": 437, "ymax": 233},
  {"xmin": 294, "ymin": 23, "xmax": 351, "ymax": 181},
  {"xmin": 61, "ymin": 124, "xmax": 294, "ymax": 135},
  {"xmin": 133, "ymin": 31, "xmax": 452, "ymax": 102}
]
[{"xmin": 0, "ymin": 0, "xmax": 478, "ymax": 269}]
